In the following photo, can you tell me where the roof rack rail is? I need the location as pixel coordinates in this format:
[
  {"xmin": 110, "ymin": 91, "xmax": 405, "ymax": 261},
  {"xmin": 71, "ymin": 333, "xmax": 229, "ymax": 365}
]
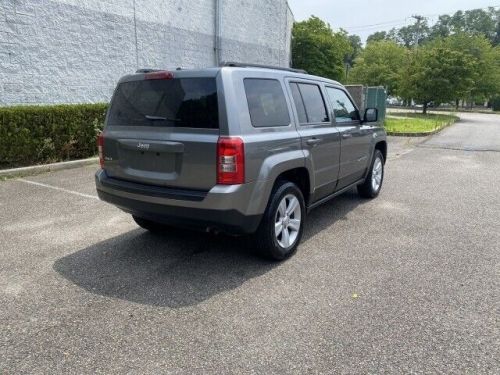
[
  {"xmin": 135, "ymin": 69, "xmax": 163, "ymax": 74},
  {"xmin": 220, "ymin": 62, "xmax": 308, "ymax": 74}
]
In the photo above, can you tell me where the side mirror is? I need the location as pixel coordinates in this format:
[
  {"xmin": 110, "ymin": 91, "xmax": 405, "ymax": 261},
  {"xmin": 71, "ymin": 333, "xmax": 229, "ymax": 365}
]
[{"xmin": 364, "ymin": 108, "xmax": 378, "ymax": 123}]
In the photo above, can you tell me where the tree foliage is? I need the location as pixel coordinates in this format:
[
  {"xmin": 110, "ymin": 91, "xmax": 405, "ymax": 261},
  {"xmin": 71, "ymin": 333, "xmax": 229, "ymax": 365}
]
[
  {"xmin": 394, "ymin": 19, "xmax": 430, "ymax": 48},
  {"xmin": 292, "ymin": 9, "xmax": 500, "ymax": 112},
  {"xmin": 292, "ymin": 16, "xmax": 352, "ymax": 81},
  {"xmin": 436, "ymin": 33, "xmax": 500, "ymax": 102},
  {"xmin": 348, "ymin": 40, "xmax": 406, "ymax": 95},
  {"xmin": 399, "ymin": 46, "xmax": 476, "ymax": 113},
  {"xmin": 345, "ymin": 34, "xmax": 362, "ymax": 67},
  {"xmin": 430, "ymin": 8, "xmax": 500, "ymax": 45},
  {"xmin": 366, "ymin": 31, "xmax": 388, "ymax": 44},
  {"xmin": 368, "ymin": 7, "xmax": 500, "ymax": 47},
  {"xmin": 368, "ymin": 21, "xmax": 430, "ymax": 48}
]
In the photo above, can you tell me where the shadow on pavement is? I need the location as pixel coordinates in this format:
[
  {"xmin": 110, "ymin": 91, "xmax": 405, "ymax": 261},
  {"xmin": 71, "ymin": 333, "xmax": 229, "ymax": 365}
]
[
  {"xmin": 303, "ymin": 188, "xmax": 362, "ymax": 241},
  {"xmin": 54, "ymin": 189, "xmax": 363, "ymax": 308}
]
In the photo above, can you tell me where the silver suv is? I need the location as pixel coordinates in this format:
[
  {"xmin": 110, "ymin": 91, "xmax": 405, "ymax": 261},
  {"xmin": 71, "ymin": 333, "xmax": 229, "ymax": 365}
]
[{"xmin": 95, "ymin": 63, "xmax": 387, "ymax": 260}]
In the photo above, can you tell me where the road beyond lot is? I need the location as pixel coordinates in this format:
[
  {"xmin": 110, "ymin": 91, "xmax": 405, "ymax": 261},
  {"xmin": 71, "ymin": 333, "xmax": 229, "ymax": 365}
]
[{"xmin": 1, "ymin": 113, "xmax": 499, "ymax": 374}]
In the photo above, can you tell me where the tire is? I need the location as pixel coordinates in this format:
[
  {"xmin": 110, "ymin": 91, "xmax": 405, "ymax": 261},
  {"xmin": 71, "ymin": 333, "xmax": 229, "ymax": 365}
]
[
  {"xmin": 132, "ymin": 215, "xmax": 169, "ymax": 233},
  {"xmin": 254, "ymin": 181, "xmax": 306, "ymax": 261},
  {"xmin": 358, "ymin": 149, "xmax": 385, "ymax": 199}
]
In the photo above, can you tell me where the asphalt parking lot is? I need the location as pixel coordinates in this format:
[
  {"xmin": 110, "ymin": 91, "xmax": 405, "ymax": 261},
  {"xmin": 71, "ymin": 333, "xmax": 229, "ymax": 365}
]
[{"xmin": 1, "ymin": 113, "xmax": 499, "ymax": 374}]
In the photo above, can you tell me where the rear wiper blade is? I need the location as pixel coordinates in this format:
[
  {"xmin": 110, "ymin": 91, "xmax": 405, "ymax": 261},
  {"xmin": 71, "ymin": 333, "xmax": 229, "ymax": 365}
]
[
  {"xmin": 144, "ymin": 115, "xmax": 181, "ymax": 122},
  {"xmin": 145, "ymin": 115, "xmax": 166, "ymax": 121}
]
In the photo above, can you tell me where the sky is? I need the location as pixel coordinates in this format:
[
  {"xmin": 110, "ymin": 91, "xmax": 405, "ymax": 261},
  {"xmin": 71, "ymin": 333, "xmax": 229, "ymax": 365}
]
[{"xmin": 287, "ymin": 0, "xmax": 498, "ymax": 42}]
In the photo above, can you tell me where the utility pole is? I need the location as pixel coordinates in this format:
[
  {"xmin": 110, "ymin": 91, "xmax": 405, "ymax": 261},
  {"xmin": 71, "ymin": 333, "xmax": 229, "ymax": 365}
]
[
  {"xmin": 411, "ymin": 15, "xmax": 426, "ymax": 49},
  {"xmin": 410, "ymin": 15, "xmax": 427, "ymax": 113}
]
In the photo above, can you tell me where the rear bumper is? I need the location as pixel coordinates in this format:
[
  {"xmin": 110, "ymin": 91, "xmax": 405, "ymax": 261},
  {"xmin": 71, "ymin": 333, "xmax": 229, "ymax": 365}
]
[{"xmin": 95, "ymin": 170, "xmax": 262, "ymax": 234}]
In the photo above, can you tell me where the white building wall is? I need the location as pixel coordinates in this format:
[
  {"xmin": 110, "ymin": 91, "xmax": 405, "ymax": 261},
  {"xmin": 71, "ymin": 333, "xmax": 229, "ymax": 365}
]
[{"xmin": 0, "ymin": 0, "xmax": 293, "ymax": 105}]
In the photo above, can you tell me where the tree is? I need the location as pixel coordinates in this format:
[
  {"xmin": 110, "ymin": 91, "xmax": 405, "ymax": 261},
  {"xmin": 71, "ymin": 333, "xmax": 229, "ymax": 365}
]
[
  {"xmin": 494, "ymin": 8, "xmax": 500, "ymax": 46},
  {"xmin": 344, "ymin": 34, "xmax": 362, "ymax": 80},
  {"xmin": 386, "ymin": 28, "xmax": 399, "ymax": 42},
  {"xmin": 348, "ymin": 40, "xmax": 406, "ymax": 96},
  {"xmin": 464, "ymin": 8, "xmax": 497, "ymax": 42},
  {"xmin": 347, "ymin": 35, "xmax": 363, "ymax": 58},
  {"xmin": 430, "ymin": 15, "xmax": 453, "ymax": 39},
  {"xmin": 430, "ymin": 8, "xmax": 500, "ymax": 46},
  {"xmin": 292, "ymin": 16, "xmax": 352, "ymax": 81},
  {"xmin": 450, "ymin": 11, "xmax": 466, "ymax": 33},
  {"xmin": 396, "ymin": 17, "xmax": 430, "ymax": 48},
  {"xmin": 367, "ymin": 31, "xmax": 388, "ymax": 44},
  {"xmin": 400, "ymin": 45, "xmax": 476, "ymax": 113},
  {"xmin": 437, "ymin": 33, "xmax": 500, "ymax": 105},
  {"xmin": 347, "ymin": 34, "xmax": 362, "ymax": 62}
]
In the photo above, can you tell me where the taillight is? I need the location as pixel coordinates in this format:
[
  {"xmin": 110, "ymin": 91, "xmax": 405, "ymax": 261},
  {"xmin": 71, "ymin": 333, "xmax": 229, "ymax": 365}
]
[
  {"xmin": 144, "ymin": 71, "xmax": 174, "ymax": 80},
  {"xmin": 217, "ymin": 137, "xmax": 245, "ymax": 185},
  {"xmin": 97, "ymin": 133, "xmax": 104, "ymax": 169}
]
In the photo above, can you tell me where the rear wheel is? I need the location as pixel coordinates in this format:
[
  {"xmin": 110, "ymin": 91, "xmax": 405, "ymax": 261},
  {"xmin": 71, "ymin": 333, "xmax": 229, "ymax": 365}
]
[
  {"xmin": 254, "ymin": 181, "xmax": 305, "ymax": 261},
  {"xmin": 358, "ymin": 149, "xmax": 384, "ymax": 198},
  {"xmin": 132, "ymin": 215, "xmax": 169, "ymax": 233}
]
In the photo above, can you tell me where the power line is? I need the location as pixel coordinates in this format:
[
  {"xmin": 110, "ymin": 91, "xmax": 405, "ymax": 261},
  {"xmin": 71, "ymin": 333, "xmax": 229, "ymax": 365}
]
[
  {"xmin": 421, "ymin": 3, "xmax": 500, "ymax": 19},
  {"xmin": 343, "ymin": 18, "xmax": 411, "ymax": 30},
  {"xmin": 345, "ymin": 22, "xmax": 410, "ymax": 32},
  {"xmin": 339, "ymin": 4, "xmax": 500, "ymax": 32}
]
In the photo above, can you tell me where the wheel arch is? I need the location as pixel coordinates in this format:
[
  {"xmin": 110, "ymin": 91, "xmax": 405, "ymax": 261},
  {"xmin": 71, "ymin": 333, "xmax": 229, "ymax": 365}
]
[
  {"xmin": 375, "ymin": 140, "xmax": 387, "ymax": 163},
  {"xmin": 274, "ymin": 167, "xmax": 311, "ymax": 207},
  {"xmin": 248, "ymin": 150, "xmax": 313, "ymax": 214}
]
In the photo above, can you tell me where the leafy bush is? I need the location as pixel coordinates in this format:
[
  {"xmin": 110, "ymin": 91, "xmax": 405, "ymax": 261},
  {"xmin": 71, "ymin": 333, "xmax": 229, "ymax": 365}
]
[
  {"xmin": 0, "ymin": 104, "xmax": 108, "ymax": 168},
  {"xmin": 492, "ymin": 97, "xmax": 500, "ymax": 112}
]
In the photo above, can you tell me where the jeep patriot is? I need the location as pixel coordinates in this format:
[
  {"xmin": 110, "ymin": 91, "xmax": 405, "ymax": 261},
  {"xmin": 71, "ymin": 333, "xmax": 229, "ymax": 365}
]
[{"xmin": 95, "ymin": 63, "xmax": 387, "ymax": 260}]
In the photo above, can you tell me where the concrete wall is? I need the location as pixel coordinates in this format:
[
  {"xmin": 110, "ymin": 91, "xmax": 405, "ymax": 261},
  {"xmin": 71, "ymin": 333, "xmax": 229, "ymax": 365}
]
[{"xmin": 0, "ymin": 0, "xmax": 293, "ymax": 105}]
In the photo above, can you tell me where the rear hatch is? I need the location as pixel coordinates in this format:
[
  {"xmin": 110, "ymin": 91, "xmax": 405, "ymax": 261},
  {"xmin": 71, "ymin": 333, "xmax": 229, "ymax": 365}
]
[{"xmin": 103, "ymin": 71, "xmax": 220, "ymax": 191}]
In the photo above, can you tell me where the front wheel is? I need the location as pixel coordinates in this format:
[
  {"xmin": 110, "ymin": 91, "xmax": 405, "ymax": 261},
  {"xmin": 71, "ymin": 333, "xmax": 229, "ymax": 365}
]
[
  {"xmin": 254, "ymin": 181, "xmax": 306, "ymax": 261},
  {"xmin": 358, "ymin": 149, "xmax": 385, "ymax": 198}
]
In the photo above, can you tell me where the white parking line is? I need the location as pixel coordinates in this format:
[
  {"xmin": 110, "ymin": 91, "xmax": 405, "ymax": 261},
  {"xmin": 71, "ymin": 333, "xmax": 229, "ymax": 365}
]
[{"xmin": 18, "ymin": 179, "xmax": 99, "ymax": 200}]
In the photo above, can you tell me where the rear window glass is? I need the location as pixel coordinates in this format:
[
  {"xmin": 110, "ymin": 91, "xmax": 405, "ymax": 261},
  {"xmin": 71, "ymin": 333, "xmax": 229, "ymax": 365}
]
[
  {"xmin": 107, "ymin": 78, "xmax": 219, "ymax": 129},
  {"xmin": 244, "ymin": 79, "xmax": 290, "ymax": 128}
]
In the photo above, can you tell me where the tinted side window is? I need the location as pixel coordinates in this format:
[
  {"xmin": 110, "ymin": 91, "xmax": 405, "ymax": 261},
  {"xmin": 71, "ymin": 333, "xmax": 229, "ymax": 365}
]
[
  {"xmin": 244, "ymin": 79, "xmax": 290, "ymax": 127},
  {"xmin": 297, "ymin": 83, "xmax": 329, "ymax": 123},
  {"xmin": 107, "ymin": 78, "xmax": 219, "ymax": 128},
  {"xmin": 289, "ymin": 83, "xmax": 308, "ymax": 124},
  {"xmin": 326, "ymin": 87, "xmax": 359, "ymax": 123}
]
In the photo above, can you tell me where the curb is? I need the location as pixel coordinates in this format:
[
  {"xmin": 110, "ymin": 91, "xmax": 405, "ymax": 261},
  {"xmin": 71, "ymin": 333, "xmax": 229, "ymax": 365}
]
[
  {"xmin": 0, "ymin": 157, "xmax": 98, "ymax": 179},
  {"xmin": 387, "ymin": 130, "xmax": 438, "ymax": 137}
]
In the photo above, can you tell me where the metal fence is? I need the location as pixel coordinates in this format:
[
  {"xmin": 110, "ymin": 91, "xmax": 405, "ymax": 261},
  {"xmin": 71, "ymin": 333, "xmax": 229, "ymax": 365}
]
[{"xmin": 345, "ymin": 85, "xmax": 387, "ymax": 122}]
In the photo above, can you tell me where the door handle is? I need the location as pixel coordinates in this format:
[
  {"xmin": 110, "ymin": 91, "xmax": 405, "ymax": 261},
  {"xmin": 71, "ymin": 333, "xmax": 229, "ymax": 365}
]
[
  {"xmin": 306, "ymin": 138, "xmax": 321, "ymax": 146},
  {"xmin": 342, "ymin": 133, "xmax": 353, "ymax": 139}
]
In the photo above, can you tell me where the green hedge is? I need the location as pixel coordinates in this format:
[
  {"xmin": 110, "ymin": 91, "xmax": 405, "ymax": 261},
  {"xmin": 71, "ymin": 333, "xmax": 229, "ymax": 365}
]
[{"xmin": 0, "ymin": 104, "xmax": 108, "ymax": 169}]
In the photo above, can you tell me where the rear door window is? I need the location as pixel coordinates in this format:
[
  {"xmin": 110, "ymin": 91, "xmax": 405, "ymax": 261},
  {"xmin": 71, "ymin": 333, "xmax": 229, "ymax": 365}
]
[
  {"xmin": 244, "ymin": 78, "xmax": 290, "ymax": 127},
  {"xmin": 107, "ymin": 78, "xmax": 219, "ymax": 129},
  {"xmin": 294, "ymin": 83, "xmax": 329, "ymax": 124},
  {"xmin": 289, "ymin": 83, "xmax": 308, "ymax": 124}
]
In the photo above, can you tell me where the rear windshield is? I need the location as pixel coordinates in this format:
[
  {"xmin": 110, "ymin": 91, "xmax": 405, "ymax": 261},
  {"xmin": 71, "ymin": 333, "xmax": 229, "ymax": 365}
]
[{"xmin": 107, "ymin": 78, "xmax": 219, "ymax": 129}]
